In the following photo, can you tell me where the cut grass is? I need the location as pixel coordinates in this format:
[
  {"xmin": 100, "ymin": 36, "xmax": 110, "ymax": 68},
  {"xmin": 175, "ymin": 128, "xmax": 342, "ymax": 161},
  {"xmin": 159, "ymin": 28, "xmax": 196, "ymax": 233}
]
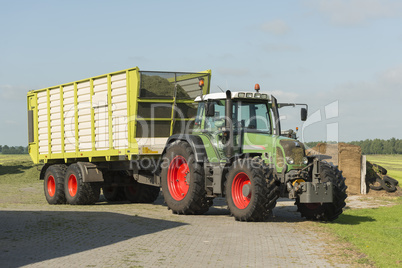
[
  {"xmin": 323, "ymin": 197, "xmax": 402, "ymax": 267},
  {"xmin": 0, "ymin": 154, "xmax": 40, "ymax": 184}
]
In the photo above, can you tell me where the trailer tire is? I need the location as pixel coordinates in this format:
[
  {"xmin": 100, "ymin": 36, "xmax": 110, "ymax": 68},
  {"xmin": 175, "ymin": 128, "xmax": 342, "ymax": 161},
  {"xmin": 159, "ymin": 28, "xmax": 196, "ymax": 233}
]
[
  {"xmin": 64, "ymin": 163, "xmax": 100, "ymax": 205},
  {"xmin": 124, "ymin": 183, "xmax": 160, "ymax": 203},
  {"xmin": 381, "ymin": 176, "xmax": 397, "ymax": 192},
  {"xmin": 226, "ymin": 158, "xmax": 279, "ymax": 222},
  {"xmin": 161, "ymin": 141, "xmax": 209, "ymax": 215},
  {"xmin": 44, "ymin": 164, "xmax": 67, "ymax": 205},
  {"xmin": 296, "ymin": 162, "xmax": 347, "ymax": 221},
  {"xmin": 103, "ymin": 186, "xmax": 126, "ymax": 202}
]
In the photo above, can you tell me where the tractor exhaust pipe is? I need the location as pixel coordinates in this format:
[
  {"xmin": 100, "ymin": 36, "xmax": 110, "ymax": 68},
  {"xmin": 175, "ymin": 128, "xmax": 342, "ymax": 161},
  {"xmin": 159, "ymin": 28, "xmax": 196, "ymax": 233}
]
[{"xmin": 225, "ymin": 90, "xmax": 234, "ymax": 158}]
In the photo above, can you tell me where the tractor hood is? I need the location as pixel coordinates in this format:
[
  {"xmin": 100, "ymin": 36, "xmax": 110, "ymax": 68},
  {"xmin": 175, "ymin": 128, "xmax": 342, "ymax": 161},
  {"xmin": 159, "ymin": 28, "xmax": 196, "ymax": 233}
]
[{"xmin": 242, "ymin": 133, "xmax": 307, "ymax": 171}]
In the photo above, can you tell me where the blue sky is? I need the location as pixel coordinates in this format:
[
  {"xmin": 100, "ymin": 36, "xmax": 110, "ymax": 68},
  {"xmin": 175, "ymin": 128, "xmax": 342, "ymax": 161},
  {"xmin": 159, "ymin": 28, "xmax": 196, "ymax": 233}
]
[{"xmin": 1, "ymin": 0, "xmax": 402, "ymax": 145}]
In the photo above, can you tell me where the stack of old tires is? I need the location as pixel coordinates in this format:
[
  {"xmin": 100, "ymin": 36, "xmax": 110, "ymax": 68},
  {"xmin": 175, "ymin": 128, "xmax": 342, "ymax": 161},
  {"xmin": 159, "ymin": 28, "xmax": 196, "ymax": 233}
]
[{"xmin": 366, "ymin": 162, "xmax": 399, "ymax": 193}]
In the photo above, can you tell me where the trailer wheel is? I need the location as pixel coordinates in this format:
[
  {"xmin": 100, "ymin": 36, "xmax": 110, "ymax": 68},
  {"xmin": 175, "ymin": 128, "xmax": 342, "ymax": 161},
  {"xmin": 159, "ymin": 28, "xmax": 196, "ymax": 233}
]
[
  {"xmin": 124, "ymin": 183, "xmax": 160, "ymax": 203},
  {"xmin": 161, "ymin": 141, "xmax": 209, "ymax": 215},
  {"xmin": 64, "ymin": 163, "xmax": 100, "ymax": 205},
  {"xmin": 102, "ymin": 186, "xmax": 126, "ymax": 202},
  {"xmin": 226, "ymin": 158, "xmax": 279, "ymax": 222},
  {"xmin": 296, "ymin": 162, "xmax": 347, "ymax": 221},
  {"xmin": 44, "ymin": 164, "xmax": 67, "ymax": 204},
  {"xmin": 381, "ymin": 176, "xmax": 397, "ymax": 192}
]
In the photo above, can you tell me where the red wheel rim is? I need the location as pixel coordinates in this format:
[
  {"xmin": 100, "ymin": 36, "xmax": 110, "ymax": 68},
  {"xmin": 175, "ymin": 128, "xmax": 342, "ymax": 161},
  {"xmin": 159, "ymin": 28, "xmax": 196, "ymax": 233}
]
[
  {"xmin": 47, "ymin": 175, "xmax": 56, "ymax": 197},
  {"xmin": 68, "ymin": 174, "xmax": 78, "ymax": 197},
  {"xmin": 232, "ymin": 172, "xmax": 251, "ymax": 209},
  {"xmin": 168, "ymin": 155, "xmax": 190, "ymax": 201}
]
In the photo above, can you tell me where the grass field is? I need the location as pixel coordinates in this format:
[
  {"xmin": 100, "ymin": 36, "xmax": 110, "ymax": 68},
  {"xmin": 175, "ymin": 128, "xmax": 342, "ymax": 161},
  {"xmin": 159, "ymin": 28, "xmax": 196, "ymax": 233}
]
[
  {"xmin": 367, "ymin": 154, "xmax": 402, "ymax": 184},
  {"xmin": 0, "ymin": 154, "xmax": 43, "ymax": 205},
  {"xmin": 323, "ymin": 155, "xmax": 402, "ymax": 268}
]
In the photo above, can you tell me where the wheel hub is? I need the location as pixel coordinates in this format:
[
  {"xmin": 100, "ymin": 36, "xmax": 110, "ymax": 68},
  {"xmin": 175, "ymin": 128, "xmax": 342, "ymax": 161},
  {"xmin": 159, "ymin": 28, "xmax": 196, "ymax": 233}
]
[{"xmin": 242, "ymin": 184, "xmax": 251, "ymax": 197}]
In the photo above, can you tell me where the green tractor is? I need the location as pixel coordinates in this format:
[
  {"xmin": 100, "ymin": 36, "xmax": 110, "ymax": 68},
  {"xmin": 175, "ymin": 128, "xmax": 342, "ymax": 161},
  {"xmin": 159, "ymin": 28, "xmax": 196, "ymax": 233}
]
[{"xmin": 160, "ymin": 86, "xmax": 347, "ymax": 222}]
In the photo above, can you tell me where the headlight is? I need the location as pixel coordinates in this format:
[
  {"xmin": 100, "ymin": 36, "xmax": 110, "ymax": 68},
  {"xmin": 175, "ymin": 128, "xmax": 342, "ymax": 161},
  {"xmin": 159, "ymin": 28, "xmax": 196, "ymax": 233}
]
[
  {"xmin": 286, "ymin": 157, "xmax": 294, "ymax": 165},
  {"xmin": 302, "ymin": 157, "xmax": 308, "ymax": 165}
]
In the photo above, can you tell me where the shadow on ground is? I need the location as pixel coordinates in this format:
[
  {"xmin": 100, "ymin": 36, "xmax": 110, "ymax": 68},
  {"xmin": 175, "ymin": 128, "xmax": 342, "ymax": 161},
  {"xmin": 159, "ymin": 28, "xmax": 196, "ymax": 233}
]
[
  {"xmin": 329, "ymin": 214, "xmax": 376, "ymax": 225},
  {"xmin": 0, "ymin": 210, "xmax": 186, "ymax": 267},
  {"xmin": 0, "ymin": 164, "xmax": 33, "ymax": 175}
]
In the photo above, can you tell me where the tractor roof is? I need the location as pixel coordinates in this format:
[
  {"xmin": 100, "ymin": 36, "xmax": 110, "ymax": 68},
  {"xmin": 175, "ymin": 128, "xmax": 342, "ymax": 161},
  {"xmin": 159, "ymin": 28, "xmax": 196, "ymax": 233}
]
[{"xmin": 194, "ymin": 92, "xmax": 270, "ymax": 102}]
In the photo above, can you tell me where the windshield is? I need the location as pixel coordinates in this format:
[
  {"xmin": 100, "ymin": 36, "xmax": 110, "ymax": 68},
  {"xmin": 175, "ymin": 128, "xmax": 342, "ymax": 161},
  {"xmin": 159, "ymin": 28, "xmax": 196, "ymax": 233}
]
[
  {"xmin": 234, "ymin": 101, "xmax": 271, "ymax": 133},
  {"xmin": 192, "ymin": 100, "xmax": 272, "ymax": 134}
]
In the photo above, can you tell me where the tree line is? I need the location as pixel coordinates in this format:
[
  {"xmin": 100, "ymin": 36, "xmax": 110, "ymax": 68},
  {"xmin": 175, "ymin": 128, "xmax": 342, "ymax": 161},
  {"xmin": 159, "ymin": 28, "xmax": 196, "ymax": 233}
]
[
  {"xmin": 0, "ymin": 145, "xmax": 29, "ymax": 154},
  {"xmin": 1, "ymin": 138, "xmax": 402, "ymax": 155},
  {"xmin": 305, "ymin": 138, "xmax": 402, "ymax": 155}
]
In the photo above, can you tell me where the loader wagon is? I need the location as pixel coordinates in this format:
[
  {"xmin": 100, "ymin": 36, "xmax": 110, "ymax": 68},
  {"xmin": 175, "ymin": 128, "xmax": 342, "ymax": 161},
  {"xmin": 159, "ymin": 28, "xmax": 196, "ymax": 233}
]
[
  {"xmin": 27, "ymin": 67, "xmax": 211, "ymax": 205},
  {"xmin": 28, "ymin": 66, "xmax": 347, "ymax": 222}
]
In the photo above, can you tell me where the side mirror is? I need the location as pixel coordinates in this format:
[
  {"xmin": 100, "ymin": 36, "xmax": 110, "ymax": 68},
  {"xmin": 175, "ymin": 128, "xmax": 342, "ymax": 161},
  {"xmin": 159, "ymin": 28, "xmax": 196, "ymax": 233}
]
[
  {"xmin": 205, "ymin": 102, "xmax": 215, "ymax": 117},
  {"xmin": 301, "ymin": 108, "xmax": 307, "ymax": 121}
]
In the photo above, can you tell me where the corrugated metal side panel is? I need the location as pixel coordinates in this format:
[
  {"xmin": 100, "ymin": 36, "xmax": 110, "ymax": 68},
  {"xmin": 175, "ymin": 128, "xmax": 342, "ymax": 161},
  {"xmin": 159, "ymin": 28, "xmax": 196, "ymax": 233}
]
[
  {"xmin": 50, "ymin": 88, "xmax": 61, "ymax": 154},
  {"xmin": 33, "ymin": 68, "xmax": 135, "ymax": 160},
  {"xmin": 63, "ymin": 84, "xmax": 75, "ymax": 153},
  {"xmin": 111, "ymin": 73, "xmax": 128, "ymax": 149},
  {"xmin": 77, "ymin": 81, "xmax": 92, "ymax": 151},
  {"xmin": 93, "ymin": 76, "xmax": 109, "ymax": 150},
  {"xmin": 37, "ymin": 91, "xmax": 48, "ymax": 154}
]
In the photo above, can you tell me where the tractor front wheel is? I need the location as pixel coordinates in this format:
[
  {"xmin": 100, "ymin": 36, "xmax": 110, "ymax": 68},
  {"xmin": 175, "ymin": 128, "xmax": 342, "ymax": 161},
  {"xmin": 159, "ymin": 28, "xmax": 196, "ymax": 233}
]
[
  {"xmin": 226, "ymin": 158, "xmax": 279, "ymax": 222},
  {"xmin": 296, "ymin": 162, "xmax": 347, "ymax": 221}
]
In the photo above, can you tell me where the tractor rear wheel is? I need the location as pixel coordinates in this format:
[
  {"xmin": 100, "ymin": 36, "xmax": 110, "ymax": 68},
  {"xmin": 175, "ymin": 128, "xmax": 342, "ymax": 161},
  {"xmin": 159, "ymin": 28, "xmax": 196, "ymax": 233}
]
[
  {"xmin": 296, "ymin": 162, "xmax": 347, "ymax": 221},
  {"xmin": 124, "ymin": 182, "xmax": 160, "ymax": 203},
  {"xmin": 64, "ymin": 163, "xmax": 100, "ymax": 205},
  {"xmin": 226, "ymin": 158, "xmax": 279, "ymax": 222},
  {"xmin": 161, "ymin": 141, "xmax": 209, "ymax": 215},
  {"xmin": 44, "ymin": 164, "xmax": 67, "ymax": 204}
]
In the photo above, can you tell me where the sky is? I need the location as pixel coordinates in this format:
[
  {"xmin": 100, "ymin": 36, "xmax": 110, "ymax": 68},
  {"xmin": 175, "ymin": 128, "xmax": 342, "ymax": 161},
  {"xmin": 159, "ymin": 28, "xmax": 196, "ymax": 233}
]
[{"xmin": 1, "ymin": 0, "xmax": 402, "ymax": 146}]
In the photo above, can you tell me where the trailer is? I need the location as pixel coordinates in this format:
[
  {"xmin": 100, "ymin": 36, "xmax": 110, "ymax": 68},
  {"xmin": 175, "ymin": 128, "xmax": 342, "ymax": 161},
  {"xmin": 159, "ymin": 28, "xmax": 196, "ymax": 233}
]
[{"xmin": 28, "ymin": 67, "xmax": 347, "ymax": 222}]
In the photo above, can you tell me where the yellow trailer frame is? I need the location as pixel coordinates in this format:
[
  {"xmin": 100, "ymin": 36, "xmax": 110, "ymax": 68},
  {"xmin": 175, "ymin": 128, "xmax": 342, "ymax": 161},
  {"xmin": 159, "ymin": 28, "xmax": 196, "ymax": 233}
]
[{"xmin": 27, "ymin": 67, "xmax": 211, "ymax": 164}]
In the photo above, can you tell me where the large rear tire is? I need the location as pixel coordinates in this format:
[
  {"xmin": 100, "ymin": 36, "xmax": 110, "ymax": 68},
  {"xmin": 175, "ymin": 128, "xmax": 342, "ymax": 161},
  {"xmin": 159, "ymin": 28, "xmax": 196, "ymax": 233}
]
[
  {"xmin": 226, "ymin": 158, "xmax": 279, "ymax": 222},
  {"xmin": 161, "ymin": 141, "xmax": 209, "ymax": 215},
  {"xmin": 64, "ymin": 163, "xmax": 100, "ymax": 205},
  {"xmin": 124, "ymin": 182, "xmax": 160, "ymax": 203},
  {"xmin": 296, "ymin": 162, "xmax": 347, "ymax": 221},
  {"xmin": 44, "ymin": 164, "xmax": 67, "ymax": 204}
]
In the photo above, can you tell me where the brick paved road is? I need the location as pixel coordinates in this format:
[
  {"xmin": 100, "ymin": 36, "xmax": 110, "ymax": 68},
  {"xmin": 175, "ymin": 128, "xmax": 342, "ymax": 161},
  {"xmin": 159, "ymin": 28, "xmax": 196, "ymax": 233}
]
[{"xmin": 0, "ymin": 196, "xmax": 347, "ymax": 268}]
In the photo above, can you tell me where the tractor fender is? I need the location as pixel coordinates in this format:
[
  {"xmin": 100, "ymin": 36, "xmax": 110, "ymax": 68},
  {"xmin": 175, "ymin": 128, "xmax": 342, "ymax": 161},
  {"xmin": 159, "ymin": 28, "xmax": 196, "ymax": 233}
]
[{"xmin": 162, "ymin": 134, "xmax": 208, "ymax": 163}]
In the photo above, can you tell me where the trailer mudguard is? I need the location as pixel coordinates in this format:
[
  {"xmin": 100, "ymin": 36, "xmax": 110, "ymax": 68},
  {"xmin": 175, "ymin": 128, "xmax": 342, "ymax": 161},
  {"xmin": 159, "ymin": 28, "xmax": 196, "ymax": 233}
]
[
  {"xmin": 163, "ymin": 134, "xmax": 207, "ymax": 162},
  {"xmin": 76, "ymin": 162, "xmax": 104, "ymax": 183}
]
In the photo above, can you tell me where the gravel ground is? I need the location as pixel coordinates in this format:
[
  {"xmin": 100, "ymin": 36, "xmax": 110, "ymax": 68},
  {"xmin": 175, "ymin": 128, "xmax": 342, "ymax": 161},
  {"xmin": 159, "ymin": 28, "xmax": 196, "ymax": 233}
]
[{"xmin": 0, "ymin": 192, "xmax": 352, "ymax": 268}]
